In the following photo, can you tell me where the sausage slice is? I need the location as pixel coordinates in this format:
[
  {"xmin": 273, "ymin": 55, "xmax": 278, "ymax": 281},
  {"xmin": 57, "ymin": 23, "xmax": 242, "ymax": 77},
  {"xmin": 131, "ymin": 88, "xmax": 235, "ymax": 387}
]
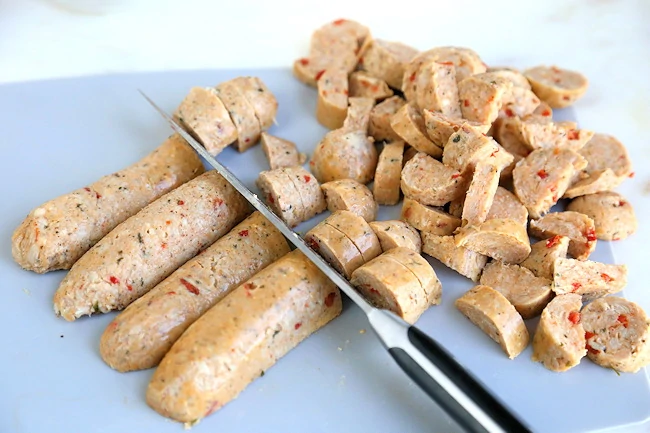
[
  {"xmin": 324, "ymin": 210, "xmax": 382, "ymax": 263},
  {"xmin": 401, "ymin": 197, "xmax": 461, "ymax": 235},
  {"xmin": 485, "ymin": 186, "xmax": 529, "ymax": 226},
  {"xmin": 343, "ymin": 97, "xmax": 375, "ymax": 133},
  {"xmin": 524, "ymin": 65, "xmax": 588, "ymax": 108},
  {"xmin": 359, "ymin": 39, "xmax": 419, "ymax": 89},
  {"xmin": 414, "ymin": 59, "xmax": 461, "ymax": 118},
  {"xmin": 421, "ymin": 233, "xmax": 488, "ymax": 282},
  {"xmin": 368, "ymin": 96, "xmax": 406, "ymax": 142},
  {"xmin": 553, "ymin": 257, "xmax": 627, "ymax": 300},
  {"xmin": 567, "ymin": 191, "xmax": 637, "ymax": 241},
  {"xmin": 443, "ymin": 124, "xmax": 513, "ymax": 175},
  {"xmin": 383, "ymin": 247, "xmax": 442, "ymax": 306},
  {"xmin": 455, "ymin": 218, "xmax": 531, "ymax": 264},
  {"xmin": 260, "ymin": 132, "xmax": 306, "ymax": 170},
  {"xmin": 401, "ymin": 152, "xmax": 467, "ymax": 206},
  {"xmin": 310, "ymin": 129, "xmax": 377, "ymax": 184},
  {"xmin": 423, "ymin": 109, "xmax": 490, "ymax": 149},
  {"xmin": 305, "ymin": 220, "xmax": 365, "ymax": 279},
  {"xmin": 229, "ymin": 76, "xmax": 278, "ymax": 130},
  {"xmin": 369, "ymin": 220, "xmax": 421, "ymax": 253},
  {"xmin": 373, "ymin": 140, "xmax": 405, "ymax": 205},
  {"xmin": 214, "ymin": 80, "xmax": 261, "ymax": 152},
  {"xmin": 283, "ymin": 166, "xmax": 328, "ymax": 223},
  {"xmin": 458, "ymin": 74, "xmax": 512, "ymax": 125},
  {"xmin": 321, "ymin": 178, "xmax": 377, "ymax": 222},
  {"xmin": 316, "ymin": 67, "xmax": 350, "ymax": 130},
  {"xmin": 521, "ymin": 235, "xmax": 570, "ymax": 280},
  {"xmin": 256, "ymin": 169, "xmax": 305, "ymax": 228},
  {"xmin": 461, "ymin": 162, "xmax": 501, "ymax": 226},
  {"xmin": 577, "ymin": 133, "xmax": 633, "ymax": 179},
  {"xmin": 517, "ymin": 115, "xmax": 593, "ymax": 152},
  {"xmin": 349, "ymin": 71, "xmax": 394, "ymax": 101},
  {"xmin": 529, "ymin": 211, "xmax": 597, "ymax": 260},
  {"xmin": 390, "ymin": 103, "xmax": 442, "ymax": 157},
  {"xmin": 563, "ymin": 168, "xmax": 621, "ymax": 199}
]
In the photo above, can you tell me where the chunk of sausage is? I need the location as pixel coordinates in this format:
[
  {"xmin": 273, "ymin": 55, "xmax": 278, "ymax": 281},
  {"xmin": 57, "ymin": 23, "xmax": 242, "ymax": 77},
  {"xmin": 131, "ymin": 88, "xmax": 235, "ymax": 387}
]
[
  {"xmin": 423, "ymin": 109, "xmax": 490, "ymax": 149},
  {"xmin": 577, "ymin": 133, "xmax": 633, "ymax": 179},
  {"xmin": 455, "ymin": 218, "xmax": 531, "ymax": 264},
  {"xmin": 321, "ymin": 178, "xmax": 377, "ymax": 222},
  {"xmin": 349, "ymin": 71, "xmax": 394, "ymax": 101},
  {"xmin": 316, "ymin": 67, "xmax": 350, "ymax": 130},
  {"xmin": 414, "ymin": 59, "xmax": 461, "ymax": 118},
  {"xmin": 305, "ymin": 220, "xmax": 365, "ymax": 279},
  {"xmin": 146, "ymin": 250, "xmax": 342, "ymax": 422},
  {"xmin": 256, "ymin": 169, "xmax": 304, "ymax": 228},
  {"xmin": 443, "ymin": 125, "xmax": 512, "ymax": 175},
  {"xmin": 52, "ymin": 171, "xmax": 251, "ymax": 321},
  {"xmin": 529, "ymin": 211, "xmax": 597, "ymax": 260},
  {"xmin": 461, "ymin": 162, "xmax": 501, "ymax": 226},
  {"xmin": 401, "ymin": 152, "xmax": 467, "ymax": 206},
  {"xmin": 11, "ymin": 134, "xmax": 204, "ymax": 273},
  {"xmin": 283, "ymin": 166, "xmax": 328, "ymax": 223},
  {"xmin": 485, "ymin": 186, "xmax": 529, "ymax": 226},
  {"xmin": 260, "ymin": 132, "xmax": 306, "ymax": 170},
  {"xmin": 229, "ymin": 76, "xmax": 278, "ymax": 130},
  {"xmin": 310, "ymin": 130, "xmax": 378, "ymax": 184},
  {"xmin": 458, "ymin": 74, "xmax": 512, "ymax": 125},
  {"xmin": 214, "ymin": 80, "xmax": 261, "ymax": 152},
  {"xmin": 516, "ymin": 115, "xmax": 593, "ymax": 152},
  {"xmin": 401, "ymin": 197, "xmax": 461, "ymax": 235},
  {"xmin": 553, "ymin": 257, "xmax": 627, "ymax": 301},
  {"xmin": 524, "ymin": 65, "xmax": 588, "ymax": 108},
  {"xmin": 501, "ymin": 86, "xmax": 541, "ymax": 118},
  {"xmin": 369, "ymin": 220, "xmax": 421, "ymax": 253},
  {"xmin": 521, "ymin": 235, "xmax": 570, "ymax": 280},
  {"xmin": 455, "ymin": 285, "xmax": 529, "ymax": 359},
  {"xmin": 421, "ymin": 233, "xmax": 488, "ymax": 282},
  {"xmin": 373, "ymin": 140, "xmax": 405, "ymax": 205},
  {"xmin": 99, "ymin": 212, "xmax": 289, "ymax": 372},
  {"xmin": 368, "ymin": 96, "xmax": 406, "ymax": 142},
  {"xmin": 359, "ymin": 39, "xmax": 419, "ymax": 89},
  {"xmin": 324, "ymin": 210, "xmax": 382, "ymax": 263},
  {"xmin": 383, "ymin": 247, "xmax": 442, "ymax": 306},
  {"xmin": 390, "ymin": 103, "xmax": 442, "ymax": 157},
  {"xmin": 531, "ymin": 293, "xmax": 586, "ymax": 372},
  {"xmin": 486, "ymin": 67, "xmax": 532, "ymax": 89},
  {"xmin": 343, "ymin": 97, "xmax": 375, "ymax": 133},
  {"xmin": 567, "ymin": 191, "xmax": 637, "ymax": 241},
  {"xmin": 563, "ymin": 169, "xmax": 621, "ymax": 199}
]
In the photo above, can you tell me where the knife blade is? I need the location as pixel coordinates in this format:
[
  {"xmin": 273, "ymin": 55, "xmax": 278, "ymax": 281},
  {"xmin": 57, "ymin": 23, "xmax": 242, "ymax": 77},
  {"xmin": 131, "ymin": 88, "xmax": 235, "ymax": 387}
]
[{"xmin": 139, "ymin": 90, "xmax": 531, "ymax": 433}]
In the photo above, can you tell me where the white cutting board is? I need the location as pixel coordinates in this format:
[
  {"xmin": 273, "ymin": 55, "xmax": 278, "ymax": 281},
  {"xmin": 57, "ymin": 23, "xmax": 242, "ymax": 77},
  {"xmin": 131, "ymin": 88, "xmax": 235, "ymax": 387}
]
[{"xmin": 1, "ymin": 69, "xmax": 648, "ymax": 433}]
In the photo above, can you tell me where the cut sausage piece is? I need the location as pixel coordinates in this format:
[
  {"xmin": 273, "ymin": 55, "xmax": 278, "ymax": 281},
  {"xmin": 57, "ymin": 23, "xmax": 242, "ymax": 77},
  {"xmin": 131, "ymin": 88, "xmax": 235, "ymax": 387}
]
[
  {"xmin": 260, "ymin": 132, "xmax": 306, "ymax": 170},
  {"xmin": 421, "ymin": 233, "xmax": 488, "ymax": 282},
  {"xmin": 99, "ymin": 212, "xmax": 289, "ymax": 372},
  {"xmin": 310, "ymin": 129, "xmax": 377, "ymax": 184},
  {"xmin": 458, "ymin": 75, "xmax": 511, "ymax": 125},
  {"xmin": 529, "ymin": 211, "xmax": 597, "ymax": 261},
  {"xmin": 491, "ymin": 116, "xmax": 529, "ymax": 179},
  {"xmin": 368, "ymin": 96, "xmax": 406, "ymax": 142},
  {"xmin": 578, "ymin": 133, "xmax": 633, "ymax": 179},
  {"xmin": 487, "ymin": 67, "xmax": 531, "ymax": 89},
  {"xmin": 512, "ymin": 148, "xmax": 587, "ymax": 219},
  {"xmin": 214, "ymin": 80, "xmax": 261, "ymax": 152},
  {"xmin": 401, "ymin": 152, "xmax": 467, "ymax": 206},
  {"xmin": 321, "ymin": 178, "xmax": 377, "ymax": 222},
  {"xmin": 553, "ymin": 257, "xmax": 627, "ymax": 300},
  {"xmin": 146, "ymin": 250, "xmax": 342, "ymax": 423},
  {"xmin": 256, "ymin": 169, "xmax": 304, "ymax": 228},
  {"xmin": 283, "ymin": 166, "xmax": 328, "ymax": 223},
  {"xmin": 343, "ymin": 97, "xmax": 375, "ymax": 133},
  {"xmin": 414, "ymin": 59, "xmax": 461, "ymax": 118},
  {"xmin": 359, "ymin": 39, "xmax": 419, "ymax": 89},
  {"xmin": 369, "ymin": 220, "xmax": 421, "ymax": 253},
  {"xmin": 521, "ymin": 235, "xmax": 570, "ymax": 280},
  {"xmin": 52, "ymin": 171, "xmax": 251, "ymax": 321},
  {"xmin": 524, "ymin": 65, "xmax": 588, "ymax": 108},
  {"xmin": 229, "ymin": 76, "xmax": 278, "ymax": 130},
  {"xmin": 383, "ymin": 247, "xmax": 442, "ymax": 306},
  {"xmin": 11, "ymin": 134, "xmax": 204, "ymax": 274},
  {"xmin": 349, "ymin": 71, "xmax": 394, "ymax": 101},
  {"xmin": 174, "ymin": 87, "xmax": 238, "ymax": 156},
  {"xmin": 582, "ymin": 296, "xmax": 650, "ymax": 373},
  {"xmin": 519, "ymin": 118, "xmax": 593, "ymax": 153},
  {"xmin": 531, "ymin": 293, "xmax": 586, "ymax": 372},
  {"xmin": 423, "ymin": 109, "xmax": 490, "ymax": 149},
  {"xmin": 485, "ymin": 187, "xmax": 529, "ymax": 226},
  {"xmin": 401, "ymin": 198, "xmax": 461, "ymax": 235},
  {"xmin": 455, "ymin": 218, "xmax": 531, "ymax": 264},
  {"xmin": 324, "ymin": 210, "xmax": 382, "ymax": 263},
  {"xmin": 567, "ymin": 191, "xmax": 637, "ymax": 241},
  {"xmin": 373, "ymin": 140, "xmax": 404, "ymax": 205},
  {"xmin": 316, "ymin": 67, "xmax": 350, "ymax": 130},
  {"xmin": 501, "ymin": 86, "xmax": 540, "ymax": 118},
  {"xmin": 455, "ymin": 285, "xmax": 529, "ymax": 359},
  {"xmin": 479, "ymin": 261, "xmax": 553, "ymax": 319},
  {"xmin": 351, "ymin": 252, "xmax": 429, "ymax": 324},
  {"xmin": 305, "ymin": 221, "xmax": 365, "ymax": 279},
  {"xmin": 563, "ymin": 169, "xmax": 621, "ymax": 199},
  {"xmin": 443, "ymin": 125, "xmax": 513, "ymax": 175},
  {"xmin": 461, "ymin": 162, "xmax": 501, "ymax": 226},
  {"xmin": 390, "ymin": 103, "xmax": 442, "ymax": 158}
]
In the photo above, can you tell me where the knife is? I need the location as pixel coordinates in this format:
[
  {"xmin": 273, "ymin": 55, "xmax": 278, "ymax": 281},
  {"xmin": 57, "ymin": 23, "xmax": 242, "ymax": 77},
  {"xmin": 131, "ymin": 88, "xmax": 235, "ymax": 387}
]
[{"xmin": 139, "ymin": 90, "xmax": 531, "ymax": 433}]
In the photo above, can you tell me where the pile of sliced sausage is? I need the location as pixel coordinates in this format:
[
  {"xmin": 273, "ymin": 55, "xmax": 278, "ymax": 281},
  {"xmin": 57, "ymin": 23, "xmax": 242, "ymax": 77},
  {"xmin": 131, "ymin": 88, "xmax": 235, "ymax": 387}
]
[{"xmin": 10, "ymin": 17, "xmax": 648, "ymax": 427}]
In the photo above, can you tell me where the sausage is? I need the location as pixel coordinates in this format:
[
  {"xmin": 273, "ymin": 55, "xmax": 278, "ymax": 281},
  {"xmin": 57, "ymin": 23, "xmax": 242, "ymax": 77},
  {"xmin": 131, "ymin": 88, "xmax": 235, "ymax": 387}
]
[
  {"xmin": 582, "ymin": 296, "xmax": 650, "ymax": 373},
  {"xmin": 455, "ymin": 285, "xmax": 529, "ymax": 359},
  {"xmin": 518, "ymin": 116, "xmax": 593, "ymax": 152},
  {"xmin": 401, "ymin": 197, "xmax": 461, "ymax": 235},
  {"xmin": 146, "ymin": 250, "xmax": 342, "ymax": 423},
  {"xmin": 485, "ymin": 186, "xmax": 529, "ymax": 226},
  {"xmin": 486, "ymin": 67, "xmax": 532, "ymax": 90},
  {"xmin": 532, "ymin": 100, "xmax": 553, "ymax": 118},
  {"xmin": 260, "ymin": 132, "xmax": 306, "ymax": 170},
  {"xmin": 577, "ymin": 133, "xmax": 633, "ymax": 179},
  {"xmin": 174, "ymin": 87, "xmax": 238, "ymax": 156},
  {"xmin": 383, "ymin": 247, "xmax": 442, "ymax": 306},
  {"xmin": 373, "ymin": 140, "xmax": 405, "ymax": 205},
  {"xmin": 324, "ymin": 210, "xmax": 381, "ymax": 263},
  {"xmin": 491, "ymin": 116, "xmax": 529, "ymax": 179},
  {"xmin": 414, "ymin": 59, "xmax": 461, "ymax": 118},
  {"xmin": 390, "ymin": 103, "xmax": 442, "ymax": 157},
  {"xmin": 512, "ymin": 148, "xmax": 587, "ymax": 219},
  {"xmin": 479, "ymin": 261, "xmax": 553, "ymax": 319},
  {"xmin": 528, "ymin": 211, "xmax": 597, "ymax": 260},
  {"xmin": 349, "ymin": 71, "xmax": 394, "ymax": 101},
  {"xmin": 455, "ymin": 218, "xmax": 531, "ymax": 264},
  {"xmin": 531, "ymin": 293, "xmax": 586, "ymax": 372},
  {"xmin": 443, "ymin": 124, "xmax": 513, "ymax": 175},
  {"xmin": 368, "ymin": 95, "xmax": 406, "ymax": 142},
  {"xmin": 229, "ymin": 76, "xmax": 278, "ymax": 130},
  {"xmin": 321, "ymin": 178, "xmax": 377, "ymax": 222},
  {"xmin": 12, "ymin": 134, "xmax": 205, "ymax": 274},
  {"xmin": 305, "ymin": 220, "xmax": 365, "ymax": 279},
  {"xmin": 343, "ymin": 97, "xmax": 375, "ymax": 133},
  {"xmin": 458, "ymin": 74, "xmax": 512, "ymax": 125},
  {"xmin": 99, "ymin": 212, "xmax": 290, "ymax": 372},
  {"xmin": 421, "ymin": 233, "xmax": 488, "ymax": 282},
  {"xmin": 283, "ymin": 166, "xmax": 328, "ymax": 223},
  {"xmin": 350, "ymin": 251, "xmax": 429, "ymax": 324},
  {"xmin": 256, "ymin": 169, "xmax": 304, "ymax": 228},
  {"xmin": 521, "ymin": 235, "xmax": 570, "ymax": 280},
  {"xmin": 563, "ymin": 168, "xmax": 620, "ymax": 199},
  {"xmin": 501, "ymin": 86, "xmax": 541, "ymax": 118},
  {"xmin": 359, "ymin": 39, "xmax": 419, "ymax": 89},
  {"xmin": 552, "ymin": 257, "xmax": 627, "ymax": 301},
  {"xmin": 524, "ymin": 65, "xmax": 589, "ymax": 108},
  {"xmin": 310, "ymin": 129, "xmax": 377, "ymax": 184},
  {"xmin": 566, "ymin": 191, "xmax": 637, "ymax": 241},
  {"xmin": 316, "ymin": 67, "xmax": 349, "ymax": 130},
  {"xmin": 214, "ymin": 80, "xmax": 261, "ymax": 152},
  {"xmin": 401, "ymin": 152, "xmax": 467, "ymax": 206},
  {"xmin": 461, "ymin": 162, "xmax": 501, "ymax": 226},
  {"xmin": 369, "ymin": 220, "xmax": 421, "ymax": 253},
  {"xmin": 52, "ymin": 170, "xmax": 251, "ymax": 321},
  {"xmin": 423, "ymin": 109, "xmax": 490, "ymax": 149}
]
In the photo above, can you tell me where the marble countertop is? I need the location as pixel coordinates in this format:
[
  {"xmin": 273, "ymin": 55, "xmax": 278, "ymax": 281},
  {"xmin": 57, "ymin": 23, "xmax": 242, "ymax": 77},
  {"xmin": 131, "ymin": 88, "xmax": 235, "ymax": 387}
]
[{"xmin": 1, "ymin": 0, "xmax": 649, "ymax": 431}]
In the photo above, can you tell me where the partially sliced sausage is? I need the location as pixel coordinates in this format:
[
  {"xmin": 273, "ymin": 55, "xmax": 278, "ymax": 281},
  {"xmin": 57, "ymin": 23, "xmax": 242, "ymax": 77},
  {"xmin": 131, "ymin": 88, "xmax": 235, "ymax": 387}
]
[
  {"xmin": 324, "ymin": 210, "xmax": 382, "ymax": 263},
  {"xmin": 369, "ymin": 220, "xmax": 421, "ymax": 253},
  {"xmin": 443, "ymin": 124, "xmax": 513, "ymax": 175},
  {"xmin": 461, "ymin": 162, "xmax": 501, "ymax": 226},
  {"xmin": 553, "ymin": 257, "xmax": 627, "ymax": 300},
  {"xmin": 479, "ymin": 261, "xmax": 553, "ymax": 319},
  {"xmin": 390, "ymin": 103, "xmax": 443, "ymax": 157},
  {"xmin": 373, "ymin": 140, "xmax": 405, "ymax": 205},
  {"xmin": 485, "ymin": 186, "xmax": 529, "ymax": 226},
  {"xmin": 524, "ymin": 65, "xmax": 588, "ymax": 108},
  {"xmin": 401, "ymin": 197, "xmax": 461, "ymax": 235},
  {"xmin": 214, "ymin": 80, "xmax": 261, "ymax": 152},
  {"xmin": 343, "ymin": 97, "xmax": 375, "ymax": 133},
  {"xmin": 349, "ymin": 71, "xmax": 394, "ymax": 101},
  {"xmin": 567, "ymin": 192, "xmax": 637, "ymax": 241},
  {"xmin": 414, "ymin": 59, "xmax": 461, "ymax": 118},
  {"xmin": 458, "ymin": 74, "xmax": 512, "ymax": 125},
  {"xmin": 383, "ymin": 247, "xmax": 442, "ymax": 306},
  {"xmin": 305, "ymin": 220, "xmax": 365, "ymax": 279},
  {"xmin": 359, "ymin": 39, "xmax": 419, "ymax": 89},
  {"xmin": 256, "ymin": 169, "xmax": 304, "ymax": 227},
  {"xmin": 316, "ymin": 67, "xmax": 350, "ymax": 130},
  {"xmin": 310, "ymin": 129, "xmax": 378, "ymax": 184},
  {"xmin": 421, "ymin": 233, "xmax": 488, "ymax": 282},
  {"xmin": 529, "ymin": 211, "xmax": 597, "ymax": 260},
  {"xmin": 578, "ymin": 133, "xmax": 633, "ymax": 179},
  {"xmin": 455, "ymin": 218, "xmax": 531, "ymax": 264},
  {"xmin": 260, "ymin": 132, "xmax": 306, "ymax": 170},
  {"xmin": 582, "ymin": 296, "xmax": 650, "ymax": 373},
  {"xmin": 423, "ymin": 109, "xmax": 490, "ymax": 149},
  {"xmin": 455, "ymin": 285, "xmax": 529, "ymax": 359},
  {"xmin": 401, "ymin": 152, "xmax": 467, "ymax": 206},
  {"xmin": 321, "ymin": 178, "xmax": 377, "ymax": 222},
  {"xmin": 531, "ymin": 293, "xmax": 586, "ymax": 372},
  {"xmin": 229, "ymin": 76, "xmax": 278, "ymax": 130},
  {"xmin": 368, "ymin": 95, "xmax": 406, "ymax": 142},
  {"xmin": 563, "ymin": 169, "xmax": 620, "ymax": 199},
  {"xmin": 283, "ymin": 166, "xmax": 328, "ymax": 223},
  {"xmin": 146, "ymin": 250, "xmax": 342, "ymax": 423},
  {"xmin": 521, "ymin": 235, "xmax": 570, "ymax": 280}
]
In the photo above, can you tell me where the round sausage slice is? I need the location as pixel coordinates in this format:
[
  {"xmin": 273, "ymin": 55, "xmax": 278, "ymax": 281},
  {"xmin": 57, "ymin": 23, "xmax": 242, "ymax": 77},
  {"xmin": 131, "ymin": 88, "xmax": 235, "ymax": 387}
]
[
  {"xmin": 321, "ymin": 178, "xmax": 377, "ymax": 222},
  {"xmin": 316, "ymin": 67, "xmax": 350, "ymax": 130},
  {"xmin": 421, "ymin": 233, "xmax": 488, "ymax": 282},
  {"xmin": 563, "ymin": 168, "xmax": 621, "ymax": 199},
  {"xmin": 324, "ymin": 210, "xmax": 382, "ymax": 263},
  {"xmin": 552, "ymin": 257, "xmax": 627, "ymax": 301},
  {"xmin": 578, "ymin": 133, "xmax": 632, "ymax": 179},
  {"xmin": 455, "ymin": 218, "xmax": 531, "ymax": 264},
  {"xmin": 373, "ymin": 140, "xmax": 405, "ymax": 205},
  {"xmin": 390, "ymin": 103, "xmax": 442, "ymax": 158},
  {"xmin": 528, "ymin": 211, "xmax": 597, "ymax": 261},
  {"xmin": 369, "ymin": 220, "xmax": 421, "ymax": 253},
  {"xmin": 582, "ymin": 296, "xmax": 650, "ymax": 373},
  {"xmin": 485, "ymin": 186, "xmax": 529, "ymax": 226},
  {"xmin": 260, "ymin": 132, "xmax": 306, "ymax": 170},
  {"xmin": 383, "ymin": 247, "xmax": 442, "ymax": 306},
  {"xmin": 359, "ymin": 39, "xmax": 419, "ymax": 89},
  {"xmin": 524, "ymin": 65, "xmax": 588, "ymax": 108},
  {"xmin": 567, "ymin": 191, "xmax": 637, "ymax": 241},
  {"xmin": 305, "ymin": 220, "xmax": 365, "ymax": 279},
  {"xmin": 401, "ymin": 197, "xmax": 461, "ymax": 235},
  {"xmin": 520, "ymin": 235, "xmax": 570, "ymax": 280},
  {"xmin": 486, "ymin": 67, "xmax": 532, "ymax": 89},
  {"xmin": 461, "ymin": 162, "xmax": 501, "ymax": 226},
  {"xmin": 310, "ymin": 129, "xmax": 378, "ymax": 184},
  {"xmin": 401, "ymin": 152, "xmax": 467, "ymax": 206},
  {"xmin": 349, "ymin": 71, "xmax": 394, "ymax": 101},
  {"xmin": 423, "ymin": 109, "xmax": 490, "ymax": 149},
  {"xmin": 455, "ymin": 285, "xmax": 529, "ymax": 359},
  {"xmin": 368, "ymin": 96, "xmax": 406, "ymax": 142},
  {"xmin": 531, "ymin": 293, "xmax": 586, "ymax": 372}
]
